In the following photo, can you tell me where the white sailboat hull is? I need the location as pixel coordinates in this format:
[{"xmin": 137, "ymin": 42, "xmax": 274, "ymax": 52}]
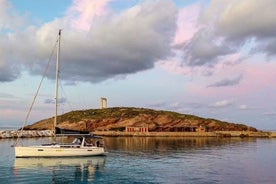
[{"xmin": 15, "ymin": 145, "xmax": 106, "ymax": 158}]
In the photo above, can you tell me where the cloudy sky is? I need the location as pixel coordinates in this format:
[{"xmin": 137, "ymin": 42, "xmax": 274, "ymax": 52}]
[{"xmin": 0, "ymin": 0, "xmax": 276, "ymax": 130}]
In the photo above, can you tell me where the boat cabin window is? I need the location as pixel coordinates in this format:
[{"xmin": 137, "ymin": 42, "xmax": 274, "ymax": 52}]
[{"xmin": 72, "ymin": 137, "xmax": 83, "ymax": 144}]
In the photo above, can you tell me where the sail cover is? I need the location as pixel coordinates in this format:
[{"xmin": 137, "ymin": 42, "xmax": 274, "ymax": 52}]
[{"xmin": 55, "ymin": 127, "xmax": 90, "ymax": 135}]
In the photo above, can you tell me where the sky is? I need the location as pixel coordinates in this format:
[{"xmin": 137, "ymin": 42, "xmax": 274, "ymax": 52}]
[{"xmin": 0, "ymin": 0, "xmax": 276, "ymax": 130}]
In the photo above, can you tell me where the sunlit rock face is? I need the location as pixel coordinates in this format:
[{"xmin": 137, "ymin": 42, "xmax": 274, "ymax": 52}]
[{"xmin": 23, "ymin": 107, "xmax": 257, "ymax": 132}]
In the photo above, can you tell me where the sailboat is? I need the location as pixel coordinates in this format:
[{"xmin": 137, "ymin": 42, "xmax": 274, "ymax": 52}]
[{"xmin": 14, "ymin": 30, "xmax": 106, "ymax": 157}]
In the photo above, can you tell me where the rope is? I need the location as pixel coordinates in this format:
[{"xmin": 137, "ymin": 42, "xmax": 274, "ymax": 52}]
[{"xmin": 14, "ymin": 36, "xmax": 59, "ymax": 146}]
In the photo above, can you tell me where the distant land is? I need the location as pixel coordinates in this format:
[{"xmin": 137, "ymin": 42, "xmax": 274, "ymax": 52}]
[{"xmin": 24, "ymin": 107, "xmax": 257, "ymax": 132}]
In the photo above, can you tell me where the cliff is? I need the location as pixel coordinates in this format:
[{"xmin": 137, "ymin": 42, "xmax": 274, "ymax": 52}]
[{"xmin": 23, "ymin": 107, "xmax": 257, "ymax": 132}]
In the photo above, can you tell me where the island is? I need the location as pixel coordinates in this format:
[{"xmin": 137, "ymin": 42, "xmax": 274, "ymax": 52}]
[{"xmin": 1, "ymin": 107, "xmax": 274, "ymax": 138}]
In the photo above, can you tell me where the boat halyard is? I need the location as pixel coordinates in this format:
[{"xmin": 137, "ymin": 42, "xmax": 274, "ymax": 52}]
[{"xmin": 14, "ymin": 30, "xmax": 106, "ymax": 157}]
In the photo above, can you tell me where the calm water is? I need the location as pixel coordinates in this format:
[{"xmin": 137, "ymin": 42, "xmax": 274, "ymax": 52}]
[{"xmin": 0, "ymin": 137, "xmax": 276, "ymax": 184}]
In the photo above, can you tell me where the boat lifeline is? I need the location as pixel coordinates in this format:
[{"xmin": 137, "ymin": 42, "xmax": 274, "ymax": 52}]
[{"xmin": 14, "ymin": 30, "xmax": 106, "ymax": 157}]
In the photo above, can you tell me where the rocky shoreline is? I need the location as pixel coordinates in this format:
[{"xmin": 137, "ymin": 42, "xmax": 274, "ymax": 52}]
[
  {"xmin": 0, "ymin": 130, "xmax": 54, "ymax": 139},
  {"xmin": 94, "ymin": 130, "xmax": 275, "ymax": 138},
  {"xmin": 1, "ymin": 130, "xmax": 275, "ymax": 139}
]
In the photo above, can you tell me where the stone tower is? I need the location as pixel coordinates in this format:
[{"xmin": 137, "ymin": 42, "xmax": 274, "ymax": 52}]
[{"xmin": 100, "ymin": 97, "xmax": 107, "ymax": 109}]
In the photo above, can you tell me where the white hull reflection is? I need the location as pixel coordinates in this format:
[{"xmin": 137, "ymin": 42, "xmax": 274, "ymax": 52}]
[
  {"xmin": 14, "ymin": 156, "xmax": 106, "ymax": 168},
  {"xmin": 14, "ymin": 156, "xmax": 106, "ymax": 182}
]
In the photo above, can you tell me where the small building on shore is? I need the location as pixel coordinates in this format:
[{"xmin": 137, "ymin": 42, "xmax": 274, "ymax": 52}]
[
  {"xmin": 196, "ymin": 126, "xmax": 207, "ymax": 132},
  {"xmin": 125, "ymin": 125, "xmax": 207, "ymax": 133},
  {"xmin": 125, "ymin": 126, "xmax": 148, "ymax": 133},
  {"xmin": 155, "ymin": 126, "xmax": 198, "ymax": 132}
]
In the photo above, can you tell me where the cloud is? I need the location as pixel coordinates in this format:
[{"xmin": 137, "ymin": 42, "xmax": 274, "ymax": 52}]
[
  {"xmin": 0, "ymin": 92, "xmax": 16, "ymax": 98},
  {"xmin": 173, "ymin": 3, "xmax": 201, "ymax": 46},
  {"xmin": 0, "ymin": 0, "xmax": 177, "ymax": 83},
  {"xmin": 207, "ymin": 74, "xmax": 242, "ymax": 87},
  {"xmin": 44, "ymin": 97, "xmax": 67, "ymax": 104},
  {"xmin": 174, "ymin": 0, "xmax": 276, "ymax": 68},
  {"xmin": 257, "ymin": 38, "xmax": 276, "ymax": 57},
  {"xmin": 0, "ymin": 0, "xmax": 27, "ymax": 31},
  {"xmin": 156, "ymin": 59, "xmax": 191, "ymax": 75},
  {"xmin": 66, "ymin": 0, "xmax": 111, "ymax": 31},
  {"xmin": 204, "ymin": 0, "xmax": 276, "ymax": 42},
  {"xmin": 239, "ymin": 105, "xmax": 248, "ymax": 110},
  {"xmin": 0, "ymin": 0, "xmax": 27, "ymax": 82},
  {"xmin": 263, "ymin": 112, "xmax": 276, "ymax": 116},
  {"xmin": 148, "ymin": 101, "xmax": 167, "ymax": 108},
  {"xmin": 209, "ymin": 100, "xmax": 232, "ymax": 108},
  {"xmin": 2, "ymin": 0, "xmax": 276, "ymax": 89},
  {"xmin": 0, "ymin": 65, "xmax": 20, "ymax": 82},
  {"xmin": 180, "ymin": 29, "xmax": 233, "ymax": 66},
  {"xmin": 60, "ymin": 0, "xmax": 177, "ymax": 82}
]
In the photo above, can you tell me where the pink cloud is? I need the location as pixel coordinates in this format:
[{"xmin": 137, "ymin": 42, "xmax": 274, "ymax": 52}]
[
  {"xmin": 173, "ymin": 4, "xmax": 201, "ymax": 46},
  {"xmin": 242, "ymin": 59, "xmax": 276, "ymax": 94},
  {"xmin": 209, "ymin": 100, "xmax": 233, "ymax": 108},
  {"xmin": 67, "ymin": 0, "xmax": 111, "ymax": 31},
  {"xmin": 186, "ymin": 54, "xmax": 276, "ymax": 100},
  {"xmin": 157, "ymin": 59, "xmax": 191, "ymax": 75},
  {"xmin": 206, "ymin": 55, "xmax": 276, "ymax": 95}
]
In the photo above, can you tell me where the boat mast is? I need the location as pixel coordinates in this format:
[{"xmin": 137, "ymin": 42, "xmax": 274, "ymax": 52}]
[{"xmin": 54, "ymin": 29, "xmax": 61, "ymax": 139}]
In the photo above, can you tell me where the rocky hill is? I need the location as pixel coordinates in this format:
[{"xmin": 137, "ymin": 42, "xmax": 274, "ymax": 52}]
[{"xmin": 23, "ymin": 107, "xmax": 257, "ymax": 132}]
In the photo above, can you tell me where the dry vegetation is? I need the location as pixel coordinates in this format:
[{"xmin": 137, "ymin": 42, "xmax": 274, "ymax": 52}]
[{"xmin": 23, "ymin": 107, "xmax": 257, "ymax": 132}]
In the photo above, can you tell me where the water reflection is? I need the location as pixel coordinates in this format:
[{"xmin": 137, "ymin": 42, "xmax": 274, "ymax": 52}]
[
  {"xmin": 104, "ymin": 137, "xmax": 257, "ymax": 156},
  {"xmin": 13, "ymin": 157, "xmax": 106, "ymax": 183},
  {"xmin": 1, "ymin": 137, "xmax": 275, "ymax": 184}
]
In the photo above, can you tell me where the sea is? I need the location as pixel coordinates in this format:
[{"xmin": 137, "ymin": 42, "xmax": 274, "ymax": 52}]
[{"xmin": 0, "ymin": 136, "xmax": 276, "ymax": 184}]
